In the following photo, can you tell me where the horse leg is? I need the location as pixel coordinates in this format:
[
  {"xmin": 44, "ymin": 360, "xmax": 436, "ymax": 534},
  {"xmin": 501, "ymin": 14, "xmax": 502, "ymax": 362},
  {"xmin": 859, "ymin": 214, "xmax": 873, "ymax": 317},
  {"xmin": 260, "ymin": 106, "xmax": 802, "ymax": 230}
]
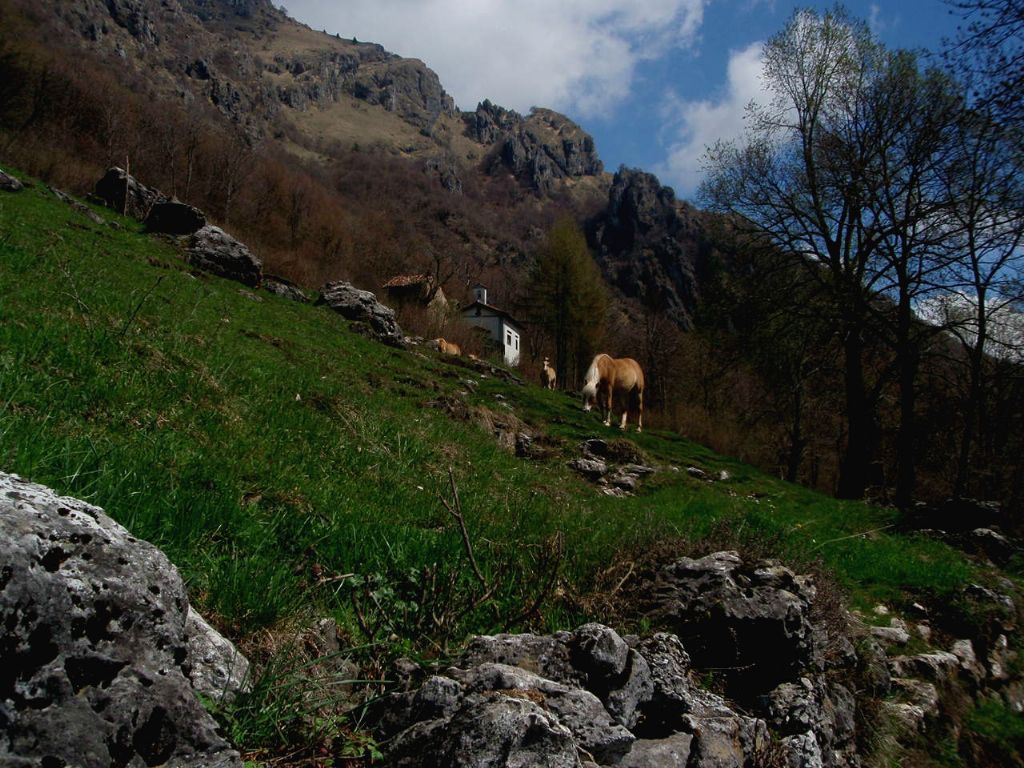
[
  {"xmin": 603, "ymin": 387, "xmax": 612, "ymax": 427},
  {"xmin": 619, "ymin": 407, "xmax": 628, "ymax": 430},
  {"xmin": 636, "ymin": 388, "xmax": 643, "ymax": 433}
]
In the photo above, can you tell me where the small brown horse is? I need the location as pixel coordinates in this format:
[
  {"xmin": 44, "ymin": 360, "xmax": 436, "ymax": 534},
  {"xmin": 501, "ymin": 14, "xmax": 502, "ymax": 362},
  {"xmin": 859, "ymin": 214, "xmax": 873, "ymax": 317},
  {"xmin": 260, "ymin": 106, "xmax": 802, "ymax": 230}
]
[
  {"xmin": 434, "ymin": 337, "xmax": 461, "ymax": 356},
  {"xmin": 582, "ymin": 353, "xmax": 644, "ymax": 432},
  {"xmin": 540, "ymin": 357, "xmax": 557, "ymax": 390}
]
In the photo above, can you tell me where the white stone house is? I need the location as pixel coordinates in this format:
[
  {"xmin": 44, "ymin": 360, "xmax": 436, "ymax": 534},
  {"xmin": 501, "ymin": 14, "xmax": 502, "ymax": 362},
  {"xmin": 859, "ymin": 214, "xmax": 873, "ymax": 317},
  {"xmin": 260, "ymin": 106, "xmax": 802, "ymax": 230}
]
[{"xmin": 461, "ymin": 285, "xmax": 522, "ymax": 366}]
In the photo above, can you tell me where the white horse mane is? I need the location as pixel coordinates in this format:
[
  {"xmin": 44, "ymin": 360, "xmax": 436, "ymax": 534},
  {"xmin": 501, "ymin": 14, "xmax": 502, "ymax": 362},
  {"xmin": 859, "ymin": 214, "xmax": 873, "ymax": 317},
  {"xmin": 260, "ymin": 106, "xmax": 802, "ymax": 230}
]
[{"xmin": 581, "ymin": 356, "xmax": 601, "ymax": 399}]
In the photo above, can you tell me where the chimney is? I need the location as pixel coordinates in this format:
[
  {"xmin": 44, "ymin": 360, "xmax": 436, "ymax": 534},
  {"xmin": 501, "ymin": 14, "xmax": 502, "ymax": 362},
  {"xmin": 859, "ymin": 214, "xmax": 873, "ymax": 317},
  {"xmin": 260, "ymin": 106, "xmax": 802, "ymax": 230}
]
[{"xmin": 473, "ymin": 284, "xmax": 487, "ymax": 304}]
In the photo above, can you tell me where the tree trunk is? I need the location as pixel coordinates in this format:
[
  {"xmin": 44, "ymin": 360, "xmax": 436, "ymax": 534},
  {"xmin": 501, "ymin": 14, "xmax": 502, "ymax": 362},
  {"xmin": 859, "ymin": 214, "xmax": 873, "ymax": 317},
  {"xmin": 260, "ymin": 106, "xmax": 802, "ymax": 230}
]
[
  {"xmin": 837, "ymin": 330, "xmax": 871, "ymax": 499},
  {"xmin": 954, "ymin": 309, "xmax": 988, "ymax": 498},
  {"xmin": 894, "ymin": 342, "xmax": 919, "ymax": 509},
  {"xmin": 785, "ymin": 384, "xmax": 806, "ymax": 484}
]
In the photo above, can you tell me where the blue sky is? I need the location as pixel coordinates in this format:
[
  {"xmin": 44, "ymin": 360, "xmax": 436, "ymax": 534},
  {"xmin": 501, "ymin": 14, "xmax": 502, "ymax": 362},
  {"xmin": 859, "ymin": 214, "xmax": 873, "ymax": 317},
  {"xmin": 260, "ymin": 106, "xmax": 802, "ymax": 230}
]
[{"xmin": 284, "ymin": 1, "xmax": 965, "ymax": 201}]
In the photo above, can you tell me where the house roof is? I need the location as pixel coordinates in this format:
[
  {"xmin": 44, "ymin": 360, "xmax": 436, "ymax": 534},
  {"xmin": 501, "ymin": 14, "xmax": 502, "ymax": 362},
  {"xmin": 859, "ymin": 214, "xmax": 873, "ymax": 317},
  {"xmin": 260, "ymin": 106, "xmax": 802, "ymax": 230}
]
[
  {"xmin": 382, "ymin": 273, "xmax": 432, "ymax": 289},
  {"xmin": 461, "ymin": 300, "xmax": 523, "ymax": 330}
]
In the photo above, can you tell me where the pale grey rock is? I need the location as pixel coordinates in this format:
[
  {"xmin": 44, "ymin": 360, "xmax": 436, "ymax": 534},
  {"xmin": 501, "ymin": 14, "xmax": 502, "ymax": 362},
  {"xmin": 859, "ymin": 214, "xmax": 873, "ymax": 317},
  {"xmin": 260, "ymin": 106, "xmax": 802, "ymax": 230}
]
[
  {"xmin": 633, "ymin": 632, "xmax": 693, "ymax": 732},
  {"xmin": 603, "ymin": 651, "xmax": 653, "ymax": 729},
  {"xmin": 263, "ymin": 276, "xmax": 310, "ymax": 303},
  {"xmin": 387, "ymin": 696, "xmax": 582, "ymax": 768},
  {"xmin": 184, "ymin": 607, "xmax": 250, "ymax": 701},
  {"xmin": 569, "ymin": 457, "xmax": 609, "ymax": 480},
  {"xmin": 870, "ymin": 618, "xmax": 910, "ymax": 646},
  {"xmin": 891, "ymin": 678, "xmax": 940, "ymax": 718},
  {"xmin": 858, "ymin": 637, "xmax": 892, "ymax": 695},
  {"xmin": 0, "ymin": 472, "xmax": 242, "ymax": 768},
  {"xmin": 963, "ymin": 583, "xmax": 1016, "ymax": 616},
  {"xmin": 0, "ymin": 168, "xmax": 24, "ymax": 192},
  {"xmin": 887, "ymin": 652, "xmax": 960, "ymax": 683},
  {"xmin": 572, "ymin": 623, "xmax": 630, "ymax": 679},
  {"xmin": 606, "ymin": 470, "xmax": 638, "ymax": 492},
  {"xmin": 451, "ymin": 663, "xmax": 635, "ymax": 763},
  {"xmin": 618, "ymin": 733, "xmax": 693, "ymax": 768},
  {"xmin": 951, "ymin": 639, "xmax": 985, "ymax": 682},
  {"xmin": 378, "ymin": 624, "xmax": 778, "ymax": 767},
  {"xmin": 621, "ymin": 463, "xmax": 656, "ymax": 476},
  {"xmin": 765, "ymin": 679, "xmax": 819, "ymax": 735},
  {"xmin": 762, "ymin": 677, "xmax": 856, "ymax": 764},
  {"xmin": 51, "ymin": 187, "xmax": 107, "ymax": 225},
  {"xmin": 782, "ymin": 732, "xmax": 824, "ymax": 768},
  {"xmin": 460, "ymin": 632, "xmax": 577, "ymax": 684},
  {"xmin": 880, "ymin": 701, "xmax": 927, "ymax": 734},
  {"xmin": 989, "ymin": 634, "xmax": 1012, "ymax": 681},
  {"xmin": 684, "ymin": 704, "xmax": 767, "ymax": 768}
]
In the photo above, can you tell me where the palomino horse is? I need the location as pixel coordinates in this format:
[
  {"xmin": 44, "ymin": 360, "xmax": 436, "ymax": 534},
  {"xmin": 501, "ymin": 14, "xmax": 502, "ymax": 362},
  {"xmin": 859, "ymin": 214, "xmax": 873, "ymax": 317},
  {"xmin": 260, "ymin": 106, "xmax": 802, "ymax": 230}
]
[
  {"xmin": 582, "ymin": 353, "xmax": 644, "ymax": 432},
  {"xmin": 540, "ymin": 357, "xmax": 557, "ymax": 390},
  {"xmin": 434, "ymin": 337, "xmax": 461, "ymax": 356}
]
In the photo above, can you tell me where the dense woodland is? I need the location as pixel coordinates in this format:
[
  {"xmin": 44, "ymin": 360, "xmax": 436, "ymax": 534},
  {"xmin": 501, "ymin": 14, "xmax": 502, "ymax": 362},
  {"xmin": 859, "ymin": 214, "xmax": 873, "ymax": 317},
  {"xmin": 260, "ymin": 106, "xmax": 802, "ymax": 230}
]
[{"xmin": 0, "ymin": 0, "xmax": 1022, "ymax": 522}]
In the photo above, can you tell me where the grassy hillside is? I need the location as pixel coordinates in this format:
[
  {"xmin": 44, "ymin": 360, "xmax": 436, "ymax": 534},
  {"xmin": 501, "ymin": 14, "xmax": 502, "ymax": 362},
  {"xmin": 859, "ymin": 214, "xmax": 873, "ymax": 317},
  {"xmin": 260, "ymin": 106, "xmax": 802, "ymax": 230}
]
[{"xmin": 0, "ymin": 173, "xmax": 1013, "ymax": 761}]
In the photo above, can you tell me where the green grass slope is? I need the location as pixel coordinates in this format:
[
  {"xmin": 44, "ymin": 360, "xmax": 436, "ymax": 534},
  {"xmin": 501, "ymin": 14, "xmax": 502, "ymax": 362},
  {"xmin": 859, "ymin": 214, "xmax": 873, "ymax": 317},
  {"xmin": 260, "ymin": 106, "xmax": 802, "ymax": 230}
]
[
  {"xmin": 0, "ymin": 173, "xmax": 1013, "ymax": 759},
  {"xmin": 0, "ymin": 174, "xmax": 992, "ymax": 631}
]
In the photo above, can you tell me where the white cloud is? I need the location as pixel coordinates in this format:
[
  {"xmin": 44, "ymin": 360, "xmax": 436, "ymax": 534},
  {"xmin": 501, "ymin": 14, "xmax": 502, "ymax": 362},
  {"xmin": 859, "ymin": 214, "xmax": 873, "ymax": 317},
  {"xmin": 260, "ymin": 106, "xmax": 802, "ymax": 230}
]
[
  {"xmin": 283, "ymin": 0, "xmax": 707, "ymax": 117},
  {"xmin": 655, "ymin": 41, "xmax": 767, "ymax": 199},
  {"xmin": 868, "ymin": 3, "xmax": 884, "ymax": 34}
]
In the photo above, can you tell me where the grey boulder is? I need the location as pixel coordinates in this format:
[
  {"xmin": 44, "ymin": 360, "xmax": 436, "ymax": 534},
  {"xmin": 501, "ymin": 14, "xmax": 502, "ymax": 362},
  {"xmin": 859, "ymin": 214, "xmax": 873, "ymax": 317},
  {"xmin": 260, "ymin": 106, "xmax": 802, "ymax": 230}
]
[
  {"xmin": 317, "ymin": 280, "xmax": 406, "ymax": 347},
  {"xmin": 640, "ymin": 551, "xmax": 819, "ymax": 695},
  {"xmin": 145, "ymin": 200, "xmax": 208, "ymax": 236},
  {"xmin": 0, "ymin": 472, "xmax": 244, "ymax": 768},
  {"xmin": 187, "ymin": 225, "xmax": 263, "ymax": 287},
  {"xmin": 0, "ymin": 168, "xmax": 24, "ymax": 192},
  {"xmin": 95, "ymin": 166, "xmax": 168, "ymax": 219}
]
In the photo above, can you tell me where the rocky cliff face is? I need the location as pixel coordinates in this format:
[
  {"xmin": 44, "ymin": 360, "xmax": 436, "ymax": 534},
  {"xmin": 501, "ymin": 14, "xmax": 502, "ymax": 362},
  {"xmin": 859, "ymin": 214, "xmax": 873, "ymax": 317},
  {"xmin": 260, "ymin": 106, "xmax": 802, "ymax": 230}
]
[
  {"xmin": 467, "ymin": 101, "xmax": 605, "ymax": 193},
  {"xmin": 48, "ymin": 0, "xmax": 456, "ymax": 134},
  {"xmin": 590, "ymin": 168, "xmax": 716, "ymax": 327},
  {"xmin": 40, "ymin": 0, "xmax": 594, "ymax": 186},
  {"xmin": 26, "ymin": 0, "xmax": 718, "ymax": 327}
]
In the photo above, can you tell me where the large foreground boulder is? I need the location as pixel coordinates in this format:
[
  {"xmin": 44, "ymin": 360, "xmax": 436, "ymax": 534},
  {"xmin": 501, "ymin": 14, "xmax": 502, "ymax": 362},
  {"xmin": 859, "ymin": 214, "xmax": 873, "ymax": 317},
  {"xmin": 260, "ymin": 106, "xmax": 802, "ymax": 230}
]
[
  {"xmin": 94, "ymin": 167, "xmax": 168, "ymax": 220},
  {"xmin": 0, "ymin": 472, "xmax": 245, "ymax": 768},
  {"xmin": 317, "ymin": 280, "xmax": 406, "ymax": 347},
  {"xmin": 187, "ymin": 225, "xmax": 263, "ymax": 287}
]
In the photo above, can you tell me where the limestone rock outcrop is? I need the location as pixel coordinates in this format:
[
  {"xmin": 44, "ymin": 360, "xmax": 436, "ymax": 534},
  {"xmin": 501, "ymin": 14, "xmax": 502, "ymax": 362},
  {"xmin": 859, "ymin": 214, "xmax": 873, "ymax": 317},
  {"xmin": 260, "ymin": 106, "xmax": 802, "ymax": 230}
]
[
  {"xmin": 590, "ymin": 168, "xmax": 716, "ymax": 328},
  {"xmin": 468, "ymin": 101, "xmax": 604, "ymax": 193}
]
